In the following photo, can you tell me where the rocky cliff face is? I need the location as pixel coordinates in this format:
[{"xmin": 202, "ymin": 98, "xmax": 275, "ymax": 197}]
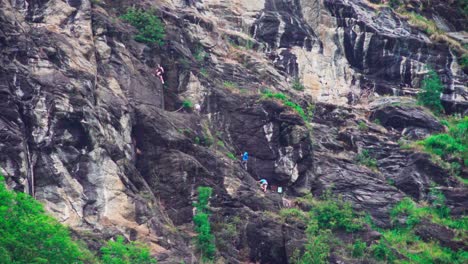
[{"xmin": 0, "ymin": 0, "xmax": 466, "ymax": 263}]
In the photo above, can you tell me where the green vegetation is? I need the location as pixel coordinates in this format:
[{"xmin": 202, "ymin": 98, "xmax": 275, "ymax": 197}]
[
  {"xmin": 358, "ymin": 121, "xmax": 368, "ymax": 131},
  {"xmin": 212, "ymin": 217, "xmax": 240, "ymax": 253},
  {"xmin": 279, "ymin": 208, "xmax": 309, "ymax": 224},
  {"xmin": 417, "ymin": 116, "xmax": 467, "ymax": 166},
  {"xmin": 101, "ymin": 236, "xmax": 156, "ymax": 264},
  {"xmin": 0, "ymin": 174, "xmax": 155, "ymax": 264},
  {"xmin": 182, "ymin": 100, "xmax": 193, "ymax": 109},
  {"xmin": 121, "ymin": 8, "xmax": 165, "ymax": 46},
  {"xmin": 261, "ymin": 91, "xmax": 308, "ymax": 122},
  {"xmin": 391, "ymin": 196, "xmax": 467, "ymax": 230},
  {"xmin": 351, "ymin": 239, "xmax": 367, "ymax": 258},
  {"xmin": 291, "ymin": 230, "xmax": 331, "ymax": 264},
  {"xmin": 193, "ymin": 187, "xmax": 215, "ymax": 261},
  {"xmin": 0, "ymin": 176, "xmax": 92, "ymax": 263},
  {"xmin": 200, "ymin": 68, "xmax": 208, "ymax": 78},
  {"xmin": 223, "ymin": 81, "xmax": 238, "ymax": 89},
  {"xmin": 417, "ymin": 69, "xmax": 444, "ymax": 114},
  {"xmin": 194, "ymin": 47, "xmax": 207, "ymax": 62},
  {"xmin": 372, "ymin": 195, "xmax": 468, "ymax": 264},
  {"xmin": 292, "ymin": 78, "xmax": 305, "ymax": 91},
  {"xmin": 216, "ymin": 140, "xmax": 224, "ymax": 147},
  {"xmin": 310, "ymin": 192, "xmax": 364, "ymax": 233},
  {"xmin": 292, "ymin": 192, "xmax": 364, "ymax": 263},
  {"xmin": 370, "ymin": 240, "xmax": 395, "ymax": 262},
  {"xmin": 355, "ymin": 149, "xmax": 378, "ymax": 169},
  {"xmin": 460, "ymin": 53, "xmax": 468, "ymax": 71},
  {"xmin": 226, "ymin": 152, "xmax": 237, "ymax": 160},
  {"xmin": 404, "ymin": 12, "xmax": 440, "ymax": 35}
]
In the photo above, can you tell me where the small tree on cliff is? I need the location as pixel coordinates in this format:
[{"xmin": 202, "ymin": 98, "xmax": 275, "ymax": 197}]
[
  {"xmin": 418, "ymin": 69, "xmax": 444, "ymax": 114},
  {"xmin": 121, "ymin": 8, "xmax": 165, "ymax": 46},
  {"xmin": 193, "ymin": 186, "xmax": 216, "ymax": 261}
]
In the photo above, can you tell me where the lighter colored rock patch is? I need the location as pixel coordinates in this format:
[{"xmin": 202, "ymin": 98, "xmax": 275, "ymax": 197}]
[{"xmin": 275, "ymin": 147, "xmax": 299, "ymax": 183}]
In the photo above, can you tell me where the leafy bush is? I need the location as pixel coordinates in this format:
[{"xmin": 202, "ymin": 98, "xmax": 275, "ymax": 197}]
[
  {"xmin": 390, "ymin": 197, "xmax": 429, "ymax": 228},
  {"xmin": 0, "ymin": 175, "xmax": 95, "ymax": 263},
  {"xmin": 291, "ymin": 230, "xmax": 331, "ymax": 264},
  {"xmin": 355, "ymin": 149, "xmax": 378, "ymax": 169},
  {"xmin": 193, "ymin": 187, "xmax": 215, "ymax": 261},
  {"xmin": 310, "ymin": 192, "xmax": 363, "ymax": 233},
  {"xmin": 371, "ymin": 240, "xmax": 396, "ymax": 262},
  {"xmin": 101, "ymin": 236, "xmax": 156, "ymax": 264},
  {"xmin": 121, "ymin": 8, "xmax": 165, "ymax": 46},
  {"xmin": 292, "ymin": 78, "xmax": 305, "ymax": 91},
  {"xmin": 417, "ymin": 69, "xmax": 444, "ymax": 114},
  {"xmin": 352, "ymin": 239, "xmax": 367, "ymax": 258},
  {"xmin": 418, "ymin": 116, "xmax": 467, "ymax": 165}
]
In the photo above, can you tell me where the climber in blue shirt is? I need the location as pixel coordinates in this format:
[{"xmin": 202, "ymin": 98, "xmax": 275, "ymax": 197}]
[
  {"xmin": 241, "ymin": 152, "xmax": 248, "ymax": 169},
  {"xmin": 259, "ymin": 179, "xmax": 268, "ymax": 193}
]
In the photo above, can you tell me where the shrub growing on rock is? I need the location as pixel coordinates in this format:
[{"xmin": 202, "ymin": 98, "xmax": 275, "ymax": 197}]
[
  {"xmin": 101, "ymin": 236, "xmax": 156, "ymax": 264},
  {"xmin": 292, "ymin": 78, "xmax": 305, "ymax": 91},
  {"xmin": 193, "ymin": 186, "xmax": 215, "ymax": 261},
  {"xmin": 418, "ymin": 116, "xmax": 467, "ymax": 166},
  {"xmin": 121, "ymin": 8, "xmax": 165, "ymax": 46},
  {"xmin": 417, "ymin": 69, "xmax": 444, "ymax": 114},
  {"xmin": 310, "ymin": 192, "xmax": 364, "ymax": 232}
]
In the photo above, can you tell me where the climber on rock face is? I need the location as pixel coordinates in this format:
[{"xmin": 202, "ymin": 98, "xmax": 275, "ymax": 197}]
[
  {"xmin": 154, "ymin": 64, "xmax": 165, "ymax": 84},
  {"xmin": 259, "ymin": 179, "xmax": 268, "ymax": 193},
  {"xmin": 241, "ymin": 152, "xmax": 248, "ymax": 169}
]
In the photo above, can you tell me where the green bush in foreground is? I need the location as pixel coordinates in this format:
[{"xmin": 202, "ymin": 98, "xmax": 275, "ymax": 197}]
[
  {"xmin": 0, "ymin": 175, "xmax": 92, "ymax": 264},
  {"xmin": 101, "ymin": 236, "xmax": 156, "ymax": 264},
  {"xmin": 0, "ymin": 173, "xmax": 157, "ymax": 264},
  {"xmin": 121, "ymin": 8, "xmax": 165, "ymax": 46}
]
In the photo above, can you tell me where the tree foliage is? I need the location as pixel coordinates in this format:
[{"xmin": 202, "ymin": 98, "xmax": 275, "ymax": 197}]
[
  {"xmin": 0, "ymin": 175, "xmax": 92, "ymax": 264},
  {"xmin": 121, "ymin": 8, "xmax": 165, "ymax": 46}
]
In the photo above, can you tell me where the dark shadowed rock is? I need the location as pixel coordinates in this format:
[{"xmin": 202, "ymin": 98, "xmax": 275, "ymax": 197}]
[
  {"xmin": 415, "ymin": 220, "xmax": 467, "ymax": 251},
  {"xmin": 370, "ymin": 104, "xmax": 444, "ymax": 139}
]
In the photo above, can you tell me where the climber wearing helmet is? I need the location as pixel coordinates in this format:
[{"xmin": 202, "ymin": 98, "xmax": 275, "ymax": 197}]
[
  {"xmin": 241, "ymin": 152, "xmax": 248, "ymax": 170},
  {"xmin": 259, "ymin": 179, "xmax": 268, "ymax": 193}
]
